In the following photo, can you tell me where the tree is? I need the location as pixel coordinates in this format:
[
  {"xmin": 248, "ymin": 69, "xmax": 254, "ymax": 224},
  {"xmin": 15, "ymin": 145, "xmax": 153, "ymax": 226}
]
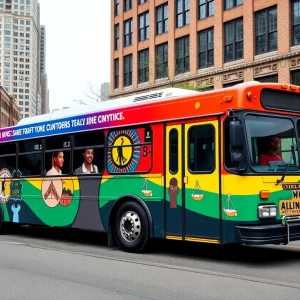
[
  {"xmin": 84, "ymin": 82, "xmax": 110, "ymax": 103},
  {"xmin": 154, "ymin": 55, "xmax": 213, "ymax": 92}
]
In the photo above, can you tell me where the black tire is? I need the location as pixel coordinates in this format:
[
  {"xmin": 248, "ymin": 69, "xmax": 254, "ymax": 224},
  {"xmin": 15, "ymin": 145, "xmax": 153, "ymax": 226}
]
[{"xmin": 114, "ymin": 201, "xmax": 150, "ymax": 253}]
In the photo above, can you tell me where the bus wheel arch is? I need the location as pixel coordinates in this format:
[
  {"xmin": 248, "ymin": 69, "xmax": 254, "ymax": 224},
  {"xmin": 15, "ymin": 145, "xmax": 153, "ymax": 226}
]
[{"xmin": 109, "ymin": 195, "xmax": 153, "ymax": 253}]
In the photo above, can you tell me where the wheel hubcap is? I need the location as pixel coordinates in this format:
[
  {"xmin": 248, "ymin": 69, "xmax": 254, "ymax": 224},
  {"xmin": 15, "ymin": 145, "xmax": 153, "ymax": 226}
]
[{"xmin": 120, "ymin": 211, "xmax": 141, "ymax": 242}]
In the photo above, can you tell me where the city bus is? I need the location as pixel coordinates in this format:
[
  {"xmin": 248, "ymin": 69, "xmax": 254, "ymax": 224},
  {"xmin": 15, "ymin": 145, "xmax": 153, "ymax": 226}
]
[{"xmin": 0, "ymin": 81, "xmax": 300, "ymax": 253}]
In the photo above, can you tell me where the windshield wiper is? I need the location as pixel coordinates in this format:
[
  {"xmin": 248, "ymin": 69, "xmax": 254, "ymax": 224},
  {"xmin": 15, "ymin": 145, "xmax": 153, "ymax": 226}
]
[{"xmin": 276, "ymin": 145, "xmax": 297, "ymax": 185}]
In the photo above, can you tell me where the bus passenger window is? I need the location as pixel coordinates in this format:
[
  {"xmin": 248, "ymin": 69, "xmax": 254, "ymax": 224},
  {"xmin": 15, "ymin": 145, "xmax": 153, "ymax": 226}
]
[
  {"xmin": 73, "ymin": 131, "xmax": 105, "ymax": 175},
  {"xmin": 0, "ymin": 143, "xmax": 16, "ymax": 175},
  {"xmin": 18, "ymin": 139, "xmax": 42, "ymax": 176},
  {"xmin": 45, "ymin": 136, "xmax": 71, "ymax": 150},
  {"xmin": 45, "ymin": 135, "xmax": 71, "ymax": 176},
  {"xmin": 188, "ymin": 125, "xmax": 215, "ymax": 172},
  {"xmin": 169, "ymin": 129, "xmax": 178, "ymax": 174}
]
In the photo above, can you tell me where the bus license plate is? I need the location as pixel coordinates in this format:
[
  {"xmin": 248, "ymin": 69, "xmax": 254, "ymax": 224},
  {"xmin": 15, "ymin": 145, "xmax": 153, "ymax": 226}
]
[{"xmin": 279, "ymin": 199, "xmax": 300, "ymax": 216}]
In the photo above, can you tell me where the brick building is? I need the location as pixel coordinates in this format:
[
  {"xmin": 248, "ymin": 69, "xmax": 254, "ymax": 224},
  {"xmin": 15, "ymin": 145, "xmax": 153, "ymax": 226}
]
[
  {"xmin": 0, "ymin": 86, "xmax": 21, "ymax": 128},
  {"xmin": 110, "ymin": 0, "xmax": 300, "ymax": 98}
]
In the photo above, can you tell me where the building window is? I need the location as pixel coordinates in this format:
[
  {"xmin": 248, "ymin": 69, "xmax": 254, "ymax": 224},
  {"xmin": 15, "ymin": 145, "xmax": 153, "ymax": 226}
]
[
  {"xmin": 139, "ymin": 11, "xmax": 150, "ymax": 41},
  {"xmin": 138, "ymin": 49, "xmax": 149, "ymax": 83},
  {"xmin": 224, "ymin": 0, "xmax": 243, "ymax": 10},
  {"xmin": 198, "ymin": 0, "xmax": 214, "ymax": 20},
  {"xmin": 223, "ymin": 80, "xmax": 243, "ymax": 88},
  {"xmin": 139, "ymin": 0, "xmax": 148, "ymax": 4},
  {"xmin": 115, "ymin": 0, "xmax": 120, "ymax": 16},
  {"xmin": 256, "ymin": 74, "xmax": 278, "ymax": 83},
  {"xmin": 292, "ymin": 1, "xmax": 300, "ymax": 46},
  {"xmin": 255, "ymin": 7, "xmax": 277, "ymax": 55},
  {"xmin": 176, "ymin": 0, "xmax": 190, "ymax": 28},
  {"xmin": 114, "ymin": 24, "xmax": 120, "ymax": 50},
  {"xmin": 114, "ymin": 58, "xmax": 119, "ymax": 89},
  {"xmin": 156, "ymin": 3, "xmax": 168, "ymax": 35},
  {"xmin": 175, "ymin": 36, "xmax": 190, "ymax": 74},
  {"xmin": 198, "ymin": 28, "xmax": 214, "ymax": 69},
  {"xmin": 124, "ymin": 0, "xmax": 132, "ymax": 12},
  {"xmin": 156, "ymin": 43, "xmax": 168, "ymax": 79},
  {"xmin": 224, "ymin": 19, "xmax": 243, "ymax": 62},
  {"xmin": 291, "ymin": 69, "xmax": 300, "ymax": 85},
  {"xmin": 124, "ymin": 18, "xmax": 133, "ymax": 47},
  {"xmin": 124, "ymin": 54, "xmax": 132, "ymax": 87}
]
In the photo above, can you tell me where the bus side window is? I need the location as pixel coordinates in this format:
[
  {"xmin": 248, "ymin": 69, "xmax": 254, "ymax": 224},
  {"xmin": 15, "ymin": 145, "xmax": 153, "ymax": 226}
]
[
  {"xmin": 169, "ymin": 129, "xmax": 178, "ymax": 174},
  {"xmin": 0, "ymin": 142, "xmax": 16, "ymax": 175},
  {"xmin": 18, "ymin": 139, "xmax": 43, "ymax": 177},
  {"xmin": 188, "ymin": 125, "xmax": 215, "ymax": 172},
  {"xmin": 73, "ymin": 131, "xmax": 105, "ymax": 175},
  {"xmin": 45, "ymin": 135, "xmax": 71, "ymax": 176}
]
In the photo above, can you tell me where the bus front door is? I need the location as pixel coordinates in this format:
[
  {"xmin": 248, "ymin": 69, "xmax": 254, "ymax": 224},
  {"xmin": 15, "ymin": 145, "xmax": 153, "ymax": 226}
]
[
  {"xmin": 165, "ymin": 120, "xmax": 220, "ymax": 243},
  {"xmin": 183, "ymin": 120, "xmax": 220, "ymax": 242}
]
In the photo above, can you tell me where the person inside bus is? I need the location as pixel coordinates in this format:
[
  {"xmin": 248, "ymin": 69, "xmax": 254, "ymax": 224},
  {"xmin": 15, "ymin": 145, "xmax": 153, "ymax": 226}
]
[
  {"xmin": 46, "ymin": 151, "xmax": 64, "ymax": 175},
  {"xmin": 258, "ymin": 135, "xmax": 283, "ymax": 166},
  {"xmin": 74, "ymin": 148, "xmax": 99, "ymax": 174}
]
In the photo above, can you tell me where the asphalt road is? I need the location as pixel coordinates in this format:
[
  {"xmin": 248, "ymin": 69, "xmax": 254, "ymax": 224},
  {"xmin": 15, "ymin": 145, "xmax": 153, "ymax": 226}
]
[{"xmin": 0, "ymin": 226, "xmax": 300, "ymax": 300}]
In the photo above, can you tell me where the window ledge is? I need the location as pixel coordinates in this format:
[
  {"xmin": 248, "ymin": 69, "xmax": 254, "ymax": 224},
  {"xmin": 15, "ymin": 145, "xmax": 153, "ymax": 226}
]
[
  {"xmin": 197, "ymin": 66, "xmax": 215, "ymax": 75},
  {"xmin": 138, "ymin": 82, "xmax": 150, "ymax": 88},
  {"xmin": 123, "ymin": 86, "xmax": 133, "ymax": 91},
  {"xmin": 224, "ymin": 59, "xmax": 244, "ymax": 68},
  {"xmin": 254, "ymin": 51, "xmax": 278, "ymax": 61},
  {"xmin": 174, "ymin": 72, "xmax": 191, "ymax": 80},
  {"xmin": 155, "ymin": 77, "xmax": 169, "ymax": 84},
  {"xmin": 198, "ymin": 15, "xmax": 214, "ymax": 21},
  {"xmin": 291, "ymin": 45, "xmax": 300, "ymax": 53}
]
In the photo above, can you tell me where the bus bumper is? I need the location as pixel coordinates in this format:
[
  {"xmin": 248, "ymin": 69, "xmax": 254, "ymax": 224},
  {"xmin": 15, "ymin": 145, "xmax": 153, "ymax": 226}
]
[{"xmin": 235, "ymin": 216, "xmax": 300, "ymax": 245}]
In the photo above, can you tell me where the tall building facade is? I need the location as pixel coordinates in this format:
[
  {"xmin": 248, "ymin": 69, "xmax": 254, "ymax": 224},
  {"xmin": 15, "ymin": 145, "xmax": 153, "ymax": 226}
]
[
  {"xmin": 110, "ymin": 0, "xmax": 300, "ymax": 98},
  {"xmin": 0, "ymin": 86, "xmax": 20, "ymax": 127},
  {"xmin": 0, "ymin": 0, "xmax": 41, "ymax": 119},
  {"xmin": 40, "ymin": 25, "xmax": 49, "ymax": 114}
]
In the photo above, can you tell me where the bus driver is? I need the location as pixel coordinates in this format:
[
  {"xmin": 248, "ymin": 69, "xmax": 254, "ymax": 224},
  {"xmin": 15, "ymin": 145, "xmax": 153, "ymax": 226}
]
[{"xmin": 259, "ymin": 136, "xmax": 283, "ymax": 166}]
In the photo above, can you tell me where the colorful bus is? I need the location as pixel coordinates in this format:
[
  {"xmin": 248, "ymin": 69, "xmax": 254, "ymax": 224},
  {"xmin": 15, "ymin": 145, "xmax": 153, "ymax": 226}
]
[{"xmin": 1, "ymin": 81, "xmax": 300, "ymax": 252}]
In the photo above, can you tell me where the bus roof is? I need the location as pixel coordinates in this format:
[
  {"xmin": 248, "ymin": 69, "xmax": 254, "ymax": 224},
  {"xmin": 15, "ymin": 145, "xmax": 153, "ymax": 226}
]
[
  {"xmin": 0, "ymin": 87, "xmax": 203, "ymax": 143},
  {"xmin": 17, "ymin": 87, "xmax": 200, "ymax": 126},
  {"xmin": 0, "ymin": 81, "xmax": 293, "ymax": 144}
]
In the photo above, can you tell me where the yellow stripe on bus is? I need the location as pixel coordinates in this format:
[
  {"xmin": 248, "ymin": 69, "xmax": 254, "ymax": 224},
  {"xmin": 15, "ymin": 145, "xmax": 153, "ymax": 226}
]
[{"xmin": 185, "ymin": 237, "xmax": 220, "ymax": 244}]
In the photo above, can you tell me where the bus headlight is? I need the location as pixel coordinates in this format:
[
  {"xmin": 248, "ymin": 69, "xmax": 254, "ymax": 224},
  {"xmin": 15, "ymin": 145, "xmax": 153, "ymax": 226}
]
[{"xmin": 258, "ymin": 205, "xmax": 277, "ymax": 219}]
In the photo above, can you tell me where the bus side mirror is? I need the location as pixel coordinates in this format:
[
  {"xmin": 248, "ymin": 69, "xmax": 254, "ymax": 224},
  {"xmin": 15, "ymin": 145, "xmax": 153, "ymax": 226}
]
[
  {"xmin": 229, "ymin": 120, "xmax": 245, "ymax": 169},
  {"xmin": 230, "ymin": 120, "xmax": 244, "ymax": 149}
]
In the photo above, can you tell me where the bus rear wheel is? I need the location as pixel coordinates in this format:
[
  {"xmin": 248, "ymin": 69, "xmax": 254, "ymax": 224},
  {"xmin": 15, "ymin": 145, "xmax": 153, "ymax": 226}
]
[{"xmin": 114, "ymin": 201, "xmax": 150, "ymax": 253}]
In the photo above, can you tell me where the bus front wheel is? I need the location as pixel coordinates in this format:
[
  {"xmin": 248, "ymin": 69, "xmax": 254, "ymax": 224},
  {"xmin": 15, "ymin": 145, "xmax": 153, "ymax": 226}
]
[{"xmin": 114, "ymin": 201, "xmax": 150, "ymax": 253}]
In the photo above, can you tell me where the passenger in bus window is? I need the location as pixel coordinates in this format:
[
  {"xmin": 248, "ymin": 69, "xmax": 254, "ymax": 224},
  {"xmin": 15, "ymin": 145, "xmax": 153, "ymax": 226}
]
[
  {"xmin": 74, "ymin": 148, "xmax": 98, "ymax": 174},
  {"xmin": 46, "ymin": 151, "xmax": 64, "ymax": 175},
  {"xmin": 258, "ymin": 136, "xmax": 283, "ymax": 166}
]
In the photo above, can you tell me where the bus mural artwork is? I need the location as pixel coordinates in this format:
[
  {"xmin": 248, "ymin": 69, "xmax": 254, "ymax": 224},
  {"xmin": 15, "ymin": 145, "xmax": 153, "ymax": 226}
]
[
  {"xmin": 0, "ymin": 168, "xmax": 11, "ymax": 203},
  {"xmin": 168, "ymin": 178, "xmax": 179, "ymax": 208},
  {"xmin": 1, "ymin": 82, "xmax": 300, "ymax": 253}
]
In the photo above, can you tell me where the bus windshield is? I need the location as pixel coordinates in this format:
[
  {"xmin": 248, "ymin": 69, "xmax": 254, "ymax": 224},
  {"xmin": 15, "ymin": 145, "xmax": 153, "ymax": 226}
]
[{"xmin": 245, "ymin": 115, "xmax": 300, "ymax": 172}]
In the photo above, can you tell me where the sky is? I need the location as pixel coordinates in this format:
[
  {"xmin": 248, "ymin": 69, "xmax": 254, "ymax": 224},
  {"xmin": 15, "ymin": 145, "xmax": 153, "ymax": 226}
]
[{"xmin": 38, "ymin": 0, "xmax": 111, "ymax": 110}]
